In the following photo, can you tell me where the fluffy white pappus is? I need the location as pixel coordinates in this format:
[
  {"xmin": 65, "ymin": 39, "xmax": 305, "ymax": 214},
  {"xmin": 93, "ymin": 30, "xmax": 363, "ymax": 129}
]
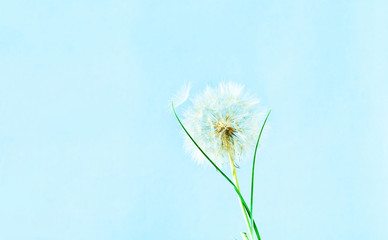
[{"xmin": 182, "ymin": 82, "xmax": 266, "ymax": 167}]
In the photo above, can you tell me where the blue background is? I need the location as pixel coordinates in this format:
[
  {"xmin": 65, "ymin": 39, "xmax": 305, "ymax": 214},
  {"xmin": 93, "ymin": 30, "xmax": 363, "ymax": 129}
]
[{"xmin": 1, "ymin": 1, "xmax": 387, "ymax": 239}]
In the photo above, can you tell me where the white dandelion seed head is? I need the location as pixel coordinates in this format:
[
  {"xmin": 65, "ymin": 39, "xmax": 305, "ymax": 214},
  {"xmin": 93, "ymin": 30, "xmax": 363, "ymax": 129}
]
[{"xmin": 182, "ymin": 82, "xmax": 265, "ymax": 167}]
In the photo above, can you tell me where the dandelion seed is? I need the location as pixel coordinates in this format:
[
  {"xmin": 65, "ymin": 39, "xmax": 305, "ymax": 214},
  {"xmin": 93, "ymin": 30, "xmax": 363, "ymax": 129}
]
[
  {"xmin": 172, "ymin": 82, "xmax": 191, "ymax": 108},
  {"xmin": 182, "ymin": 82, "xmax": 265, "ymax": 167}
]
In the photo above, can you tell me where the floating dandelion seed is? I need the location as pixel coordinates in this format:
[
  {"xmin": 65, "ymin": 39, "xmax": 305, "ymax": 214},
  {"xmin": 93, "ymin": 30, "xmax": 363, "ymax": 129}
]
[
  {"xmin": 182, "ymin": 82, "xmax": 265, "ymax": 167},
  {"xmin": 172, "ymin": 82, "xmax": 191, "ymax": 108}
]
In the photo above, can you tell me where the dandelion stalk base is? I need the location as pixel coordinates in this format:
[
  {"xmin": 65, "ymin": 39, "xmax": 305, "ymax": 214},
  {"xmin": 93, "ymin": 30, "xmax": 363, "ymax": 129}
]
[{"xmin": 228, "ymin": 151, "xmax": 254, "ymax": 240}]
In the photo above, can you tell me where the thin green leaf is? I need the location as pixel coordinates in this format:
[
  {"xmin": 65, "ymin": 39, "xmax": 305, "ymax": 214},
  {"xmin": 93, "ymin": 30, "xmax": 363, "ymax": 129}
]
[
  {"xmin": 250, "ymin": 110, "xmax": 271, "ymax": 238},
  {"xmin": 172, "ymin": 101, "xmax": 262, "ymax": 240},
  {"xmin": 172, "ymin": 101, "xmax": 236, "ymax": 191}
]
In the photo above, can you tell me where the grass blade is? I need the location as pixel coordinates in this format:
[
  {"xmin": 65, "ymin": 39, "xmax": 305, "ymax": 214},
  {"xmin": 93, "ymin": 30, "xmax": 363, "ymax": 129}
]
[
  {"xmin": 250, "ymin": 110, "xmax": 271, "ymax": 238},
  {"xmin": 172, "ymin": 101, "xmax": 236, "ymax": 193}
]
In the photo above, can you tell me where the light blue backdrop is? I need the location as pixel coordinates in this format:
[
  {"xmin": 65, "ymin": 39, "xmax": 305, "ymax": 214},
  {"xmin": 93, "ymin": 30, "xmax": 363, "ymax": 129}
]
[{"xmin": 1, "ymin": 1, "xmax": 387, "ymax": 239}]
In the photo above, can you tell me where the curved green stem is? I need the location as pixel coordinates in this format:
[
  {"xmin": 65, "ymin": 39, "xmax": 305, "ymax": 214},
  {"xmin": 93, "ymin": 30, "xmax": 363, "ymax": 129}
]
[{"xmin": 250, "ymin": 110, "xmax": 271, "ymax": 238}]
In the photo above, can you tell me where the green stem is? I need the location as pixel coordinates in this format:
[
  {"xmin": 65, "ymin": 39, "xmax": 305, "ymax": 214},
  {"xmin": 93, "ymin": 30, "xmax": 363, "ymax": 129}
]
[{"xmin": 228, "ymin": 152, "xmax": 254, "ymax": 240}]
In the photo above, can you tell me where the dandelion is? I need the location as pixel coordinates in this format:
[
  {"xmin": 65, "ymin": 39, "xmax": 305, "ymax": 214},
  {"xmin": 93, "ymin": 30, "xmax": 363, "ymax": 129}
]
[
  {"xmin": 172, "ymin": 82, "xmax": 271, "ymax": 240},
  {"xmin": 182, "ymin": 82, "xmax": 265, "ymax": 168}
]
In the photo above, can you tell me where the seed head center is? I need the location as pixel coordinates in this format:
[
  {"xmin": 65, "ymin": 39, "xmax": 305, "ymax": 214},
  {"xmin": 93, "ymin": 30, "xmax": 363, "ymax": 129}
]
[{"xmin": 214, "ymin": 121, "xmax": 236, "ymax": 138}]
